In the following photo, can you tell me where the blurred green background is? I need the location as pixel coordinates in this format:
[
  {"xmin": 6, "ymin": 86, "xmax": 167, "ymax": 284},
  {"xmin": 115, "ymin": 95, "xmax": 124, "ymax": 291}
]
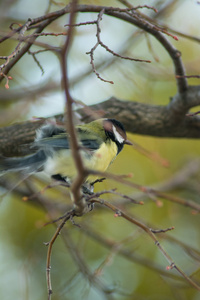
[{"xmin": 1, "ymin": 0, "xmax": 200, "ymax": 299}]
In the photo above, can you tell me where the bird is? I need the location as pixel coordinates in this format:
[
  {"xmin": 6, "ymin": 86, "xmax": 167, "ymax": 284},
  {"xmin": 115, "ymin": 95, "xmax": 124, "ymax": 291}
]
[{"xmin": 0, "ymin": 118, "xmax": 132, "ymax": 189}]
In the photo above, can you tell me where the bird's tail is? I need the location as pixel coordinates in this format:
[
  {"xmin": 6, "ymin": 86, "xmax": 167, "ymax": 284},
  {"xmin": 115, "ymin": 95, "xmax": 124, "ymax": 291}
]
[{"xmin": 0, "ymin": 150, "xmax": 47, "ymax": 175}]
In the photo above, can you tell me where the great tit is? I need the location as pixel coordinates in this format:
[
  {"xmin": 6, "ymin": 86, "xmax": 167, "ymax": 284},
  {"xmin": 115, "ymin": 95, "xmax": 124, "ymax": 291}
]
[{"xmin": 0, "ymin": 118, "xmax": 132, "ymax": 186}]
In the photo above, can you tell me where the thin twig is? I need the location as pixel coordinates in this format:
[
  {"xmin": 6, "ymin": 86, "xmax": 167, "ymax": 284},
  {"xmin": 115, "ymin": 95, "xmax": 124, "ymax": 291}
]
[
  {"xmin": 28, "ymin": 50, "xmax": 45, "ymax": 75},
  {"xmin": 86, "ymin": 169, "xmax": 200, "ymax": 212},
  {"xmin": 86, "ymin": 9, "xmax": 114, "ymax": 84},
  {"xmin": 0, "ymin": 19, "xmax": 56, "ymax": 82},
  {"xmin": 0, "ymin": 18, "xmax": 32, "ymax": 72},
  {"xmin": 76, "ymin": 5, "xmax": 188, "ymax": 93},
  {"xmin": 150, "ymin": 227, "xmax": 175, "ymax": 234},
  {"xmin": 64, "ymin": 20, "xmax": 97, "ymax": 27},
  {"xmin": 45, "ymin": 1, "xmax": 89, "ymax": 297},
  {"xmin": 45, "ymin": 210, "xmax": 75, "ymax": 299},
  {"xmin": 86, "ymin": 8, "xmax": 151, "ymax": 84},
  {"xmin": 81, "ymin": 224, "xmax": 185, "ymax": 281},
  {"xmin": 176, "ymin": 74, "xmax": 200, "ymax": 79},
  {"xmin": 60, "ymin": 0, "xmax": 89, "ymax": 215},
  {"xmin": 92, "ymin": 198, "xmax": 200, "ymax": 291},
  {"xmin": 0, "ymin": 4, "xmax": 188, "ymax": 92},
  {"xmin": 86, "ymin": 188, "xmax": 143, "ymax": 205}
]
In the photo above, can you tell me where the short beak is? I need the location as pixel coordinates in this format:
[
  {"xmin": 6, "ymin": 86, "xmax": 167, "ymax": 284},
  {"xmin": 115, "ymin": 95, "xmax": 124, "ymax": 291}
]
[{"xmin": 124, "ymin": 139, "xmax": 133, "ymax": 145}]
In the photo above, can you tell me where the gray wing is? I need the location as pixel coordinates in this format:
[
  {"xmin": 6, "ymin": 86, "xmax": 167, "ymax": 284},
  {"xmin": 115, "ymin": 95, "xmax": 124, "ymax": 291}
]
[
  {"xmin": 34, "ymin": 124, "xmax": 101, "ymax": 151},
  {"xmin": 35, "ymin": 134, "xmax": 70, "ymax": 149},
  {"xmin": 35, "ymin": 134, "xmax": 100, "ymax": 150}
]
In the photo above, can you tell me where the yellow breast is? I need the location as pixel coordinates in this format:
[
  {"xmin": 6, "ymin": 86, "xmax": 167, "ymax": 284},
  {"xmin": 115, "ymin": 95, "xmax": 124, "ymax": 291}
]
[
  {"xmin": 85, "ymin": 141, "xmax": 118, "ymax": 182},
  {"xmin": 44, "ymin": 141, "xmax": 118, "ymax": 183}
]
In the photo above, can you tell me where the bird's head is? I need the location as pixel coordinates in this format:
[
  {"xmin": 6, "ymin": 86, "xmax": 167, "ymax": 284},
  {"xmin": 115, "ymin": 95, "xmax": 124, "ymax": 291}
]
[{"xmin": 103, "ymin": 118, "xmax": 132, "ymax": 153}]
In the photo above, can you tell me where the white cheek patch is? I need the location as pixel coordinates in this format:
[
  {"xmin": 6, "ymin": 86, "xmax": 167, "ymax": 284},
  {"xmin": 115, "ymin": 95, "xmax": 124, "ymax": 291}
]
[{"xmin": 112, "ymin": 125, "xmax": 124, "ymax": 144}]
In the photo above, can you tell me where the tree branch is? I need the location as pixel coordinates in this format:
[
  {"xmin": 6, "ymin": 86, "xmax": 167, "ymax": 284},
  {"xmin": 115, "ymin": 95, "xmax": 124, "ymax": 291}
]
[
  {"xmin": 60, "ymin": 1, "xmax": 89, "ymax": 216},
  {"xmin": 79, "ymin": 88, "xmax": 200, "ymax": 138},
  {"xmin": 92, "ymin": 198, "xmax": 200, "ymax": 291},
  {"xmin": 75, "ymin": 4, "xmax": 187, "ymax": 93},
  {"xmin": 0, "ymin": 4, "xmax": 187, "ymax": 93},
  {"xmin": 1, "ymin": 86, "xmax": 200, "ymax": 157}
]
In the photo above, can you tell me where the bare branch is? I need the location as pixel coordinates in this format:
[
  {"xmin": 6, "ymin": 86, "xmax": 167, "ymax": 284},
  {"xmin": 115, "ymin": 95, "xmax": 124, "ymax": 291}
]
[
  {"xmin": 84, "ymin": 8, "xmax": 151, "ymax": 84},
  {"xmin": 81, "ymin": 225, "xmax": 185, "ymax": 281},
  {"xmin": 45, "ymin": 209, "xmax": 75, "ymax": 299},
  {"xmin": 0, "ymin": 18, "xmax": 32, "ymax": 72},
  {"xmin": 150, "ymin": 227, "xmax": 175, "ymax": 234},
  {"xmin": 86, "ymin": 188, "xmax": 143, "ymax": 205},
  {"xmin": 85, "ymin": 9, "xmax": 114, "ymax": 84},
  {"xmin": 60, "ymin": 0, "xmax": 89, "ymax": 216},
  {"xmin": 0, "ymin": 19, "xmax": 54, "ymax": 82},
  {"xmin": 2, "ymin": 88, "xmax": 200, "ymax": 157},
  {"xmin": 0, "ymin": 3, "xmax": 188, "ymax": 93},
  {"xmin": 28, "ymin": 50, "xmax": 45, "ymax": 75},
  {"xmin": 85, "ymin": 169, "xmax": 200, "ymax": 213},
  {"xmin": 79, "ymin": 92, "xmax": 200, "ymax": 138},
  {"xmin": 1, "ymin": 3, "xmax": 200, "ymax": 298},
  {"xmin": 92, "ymin": 198, "xmax": 200, "ymax": 291},
  {"xmin": 74, "ymin": 4, "xmax": 188, "ymax": 93}
]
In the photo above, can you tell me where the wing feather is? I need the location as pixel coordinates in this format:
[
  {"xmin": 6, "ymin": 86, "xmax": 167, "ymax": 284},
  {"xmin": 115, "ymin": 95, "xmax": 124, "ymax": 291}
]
[{"xmin": 35, "ymin": 132, "xmax": 100, "ymax": 151}]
